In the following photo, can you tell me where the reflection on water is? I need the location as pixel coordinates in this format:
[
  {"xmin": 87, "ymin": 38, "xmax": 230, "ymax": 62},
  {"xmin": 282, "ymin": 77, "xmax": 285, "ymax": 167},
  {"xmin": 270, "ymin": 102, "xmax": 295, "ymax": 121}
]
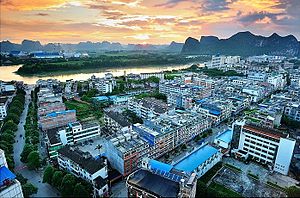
[{"xmin": 0, "ymin": 64, "xmax": 189, "ymax": 84}]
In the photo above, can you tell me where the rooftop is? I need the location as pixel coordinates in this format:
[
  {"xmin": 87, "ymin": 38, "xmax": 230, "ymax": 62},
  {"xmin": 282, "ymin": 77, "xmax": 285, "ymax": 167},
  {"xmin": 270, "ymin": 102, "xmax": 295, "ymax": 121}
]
[
  {"xmin": 243, "ymin": 124, "xmax": 287, "ymax": 140},
  {"xmin": 215, "ymin": 129, "xmax": 233, "ymax": 144},
  {"xmin": 173, "ymin": 144, "xmax": 219, "ymax": 172},
  {"xmin": 105, "ymin": 111, "xmax": 130, "ymax": 127},
  {"xmin": 0, "ymin": 166, "xmax": 16, "ymax": 187},
  {"xmin": 127, "ymin": 169, "xmax": 179, "ymax": 197},
  {"xmin": 58, "ymin": 145, "xmax": 106, "ymax": 174}
]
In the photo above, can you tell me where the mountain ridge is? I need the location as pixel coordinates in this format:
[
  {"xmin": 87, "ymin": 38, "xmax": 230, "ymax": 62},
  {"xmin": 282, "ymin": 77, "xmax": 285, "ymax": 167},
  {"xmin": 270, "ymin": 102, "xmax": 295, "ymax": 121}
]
[{"xmin": 182, "ymin": 31, "xmax": 300, "ymax": 56}]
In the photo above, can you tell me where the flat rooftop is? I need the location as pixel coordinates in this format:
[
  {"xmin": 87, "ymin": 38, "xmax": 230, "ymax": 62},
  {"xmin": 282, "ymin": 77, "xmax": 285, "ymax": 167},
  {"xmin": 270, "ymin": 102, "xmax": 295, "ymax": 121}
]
[
  {"xmin": 173, "ymin": 144, "xmax": 219, "ymax": 172},
  {"xmin": 243, "ymin": 124, "xmax": 287, "ymax": 140},
  {"xmin": 127, "ymin": 169, "xmax": 179, "ymax": 197},
  {"xmin": 215, "ymin": 129, "xmax": 233, "ymax": 144}
]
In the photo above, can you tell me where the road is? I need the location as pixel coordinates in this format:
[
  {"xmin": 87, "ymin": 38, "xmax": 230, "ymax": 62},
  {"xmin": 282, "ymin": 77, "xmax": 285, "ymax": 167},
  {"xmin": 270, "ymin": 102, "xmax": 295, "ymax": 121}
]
[{"xmin": 13, "ymin": 87, "xmax": 59, "ymax": 197}]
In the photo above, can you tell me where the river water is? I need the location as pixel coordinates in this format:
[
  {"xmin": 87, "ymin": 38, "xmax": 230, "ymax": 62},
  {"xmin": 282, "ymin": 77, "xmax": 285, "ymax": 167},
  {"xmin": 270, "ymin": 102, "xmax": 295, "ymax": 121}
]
[{"xmin": 0, "ymin": 64, "xmax": 190, "ymax": 84}]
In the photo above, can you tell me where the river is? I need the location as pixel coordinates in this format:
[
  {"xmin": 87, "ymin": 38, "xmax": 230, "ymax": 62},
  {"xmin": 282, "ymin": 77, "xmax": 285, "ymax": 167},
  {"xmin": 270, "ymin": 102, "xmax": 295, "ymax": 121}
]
[{"xmin": 0, "ymin": 64, "xmax": 190, "ymax": 84}]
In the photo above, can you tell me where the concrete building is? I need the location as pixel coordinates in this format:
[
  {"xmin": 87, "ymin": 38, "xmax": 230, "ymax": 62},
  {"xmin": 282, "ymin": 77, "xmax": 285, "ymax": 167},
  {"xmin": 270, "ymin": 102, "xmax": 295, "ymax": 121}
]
[
  {"xmin": 0, "ymin": 97, "xmax": 9, "ymax": 120},
  {"xmin": 57, "ymin": 146, "xmax": 109, "ymax": 197},
  {"xmin": 39, "ymin": 110, "xmax": 76, "ymax": 131},
  {"xmin": 104, "ymin": 131, "xmax": 150, "ymax": 176},
  {"xmin": 37, "ymin": 101, "xmax": 66, "ymax": 117},
  {"xmin": 140, "ymin": 72, "xmax": 164, "ymax": 80},
  {"xmin": 267, "ymin": 73, "xmax": 286, "ymax": 90},
  {"xmin": 247, "ymin": 55, "xmax": 285, "ymax": 63},
  {"xmin": 90, "ymin": 73, "xmax": 116, "ymax": 94},
  {"xmin": 104, "ymin": 111, "xmax": 131, "ymax": 133},
  {"xmin": 0, "ymin": 149, "xmax": 24, "ymax": 198},
  {"xmin": 232, "ymin": 122, "xmax": 296, "ymax": 175},
  {"xmin": 128, "ymin": 98, "xmax": 170, "ymax": 119},
  {"xmin": 31, "ymin": 52, "xmax": 63, "ymax": 59},
  {"xmin": 284, "ymin": 103, "xmax": 300, "ymax": 122},
  {"xmin": 247, "ymin": 72, "xmax": 267, "ymax": 82},
  {"xmin": 214, "ymin": 129, "xmax": 233, "ymax": 149},
  {"xmin": 45, "ymin": 122, "xmax": 101, "ymax": 158},
  {"xmin": 127, "ymin": 158, "xmax": 197, "ymax": 198},
  {"xmin": 210, "ymin": 55, "xmax": 240, "ymax": 69}
]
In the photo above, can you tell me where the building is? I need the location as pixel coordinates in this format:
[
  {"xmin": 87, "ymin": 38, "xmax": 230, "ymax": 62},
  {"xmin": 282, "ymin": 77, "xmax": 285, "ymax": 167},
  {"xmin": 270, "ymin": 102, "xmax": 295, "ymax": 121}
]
[
  {"xmin": 247, "ymin": 72, "xmax": 267, "ymax": 82},
  {"xmin": 45, "ymin": 122, "xmax": 101, "ymax": 158},
  {"xmin": 232, "ymin": 122, "xmax": 296, "ymax": 175},
  {"xmin": 247, "ymin": 55, "xmax": 286, "ymax": 63},
  {"xmin": 284, "ymin": 103, "xmax": 300, "ymax": 122},
  {"xmin": 38, "ymin": 110, "xmax": 76, "ymax": 131},
  {"xmin": 38, "ymin": 101, "xmax": 66, "ymax": 117},
  {"xmin": 210, "ymin": 55, "xmax": 240, "ymax": 69},
  {"xmin": 104, "ymin": 111, "xmax": 131, "ymax": 132},
  {"xmin": 140, "ymin": 72, "xmax": 164, "ymax": 80},
  {"xmin": 127, "ymin": 159, "xmax": 197, "ymax": 198},
  {"xmin": 57, "ymin": 146, "xmax": 109, "ymax": 197},
  {"xmin": 133, "ymin": 111, "xmax": 211, "ymax": 159},
  {"xmin": 31, "ymin": 52, "xmax": 63, "ymax": 59},
  {"xmin": 214, "ymin": 129, "xmax": 233, "ymax": 149},
  {"xmin": 128, "ymin": 98, "xmax": 170, "ymax": 119},
  {"xmin": 267, "ymin": 73, "xmax": 286, "ymax": 90},
  {"xmin": 0, "ymin": 97, "xmax": 9, "ymax": 120},
  {"xmin": 90, "ymin": 74, "xmax": 116, "ymax": 94},
  {"xmin": 0, "ymin": 149, "xmax": 24, "ymax": 198},
  {"xmin": 104, "ymin": 131, "xmax": 150, "ymax": 176}
]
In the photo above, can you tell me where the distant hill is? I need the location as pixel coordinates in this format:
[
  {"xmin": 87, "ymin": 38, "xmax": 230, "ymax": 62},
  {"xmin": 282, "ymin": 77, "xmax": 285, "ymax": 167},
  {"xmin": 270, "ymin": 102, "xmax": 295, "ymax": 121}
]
[
  {"xmin": 181, "ymin": 31, "xmax": 300, "ymax": 57},
  {"xmin": 0, "ymin": 40, "xmax": 173, "ymax": 53}
]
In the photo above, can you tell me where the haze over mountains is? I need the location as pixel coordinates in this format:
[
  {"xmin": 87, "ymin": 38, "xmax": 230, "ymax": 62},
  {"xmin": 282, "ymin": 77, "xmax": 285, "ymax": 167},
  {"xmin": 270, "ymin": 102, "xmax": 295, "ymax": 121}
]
[{"xmin": 1, "ymin": 31, "xmax": 300, "ymax": 56}]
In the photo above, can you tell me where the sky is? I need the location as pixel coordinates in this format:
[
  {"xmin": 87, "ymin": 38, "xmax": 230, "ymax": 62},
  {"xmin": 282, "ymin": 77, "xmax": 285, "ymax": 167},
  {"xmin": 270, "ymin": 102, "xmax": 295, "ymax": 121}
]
[{"xmin": 1, "ymin": 0, "xmax": 300, "ymax": 44}]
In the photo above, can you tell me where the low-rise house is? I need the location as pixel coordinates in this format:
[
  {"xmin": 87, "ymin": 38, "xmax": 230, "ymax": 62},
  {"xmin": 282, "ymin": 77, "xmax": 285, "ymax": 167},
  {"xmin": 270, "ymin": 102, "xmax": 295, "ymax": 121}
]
[
  {"xmin": 57, "ymin": 146, "xmax": 109, "ymax": 197},
  {"xmin": 0, "ymin": 97, "xmax": 9, "ymax": 120}
]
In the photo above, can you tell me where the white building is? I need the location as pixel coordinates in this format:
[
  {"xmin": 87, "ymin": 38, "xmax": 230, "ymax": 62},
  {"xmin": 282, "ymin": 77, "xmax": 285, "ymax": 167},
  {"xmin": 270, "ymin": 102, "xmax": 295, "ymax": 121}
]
[
  {"xmin": 140, "ymin": 72, "xmax": 164, "ymax": 80},
  {"xmin": 0, "ymin": 149, "xmax": 24, "ymax": 198},
  {"xmin": 90, "ymin": 74, "xmax": 116, "ymax": 94},
  {"xmin": 210, "ymin": 55, "xmax": 240, "ymax": 69},
  {"xmin": 232, "ymin": 123, "xmax": 295, "ymax": 175},
  {"xmin": 247, "ymin": 55, "xmax": 286, "ymax": 63},
  {"xmin": 0, "ymin": 97, "xmax": 9, "ymax": 120},
  {"xmin": 284, "ymin": 103, "xmax": 300, "ymax": 122},
  {"xmin": 247, "ymin": 72, "xmax": 267, "ymax": 82},
  {"xmin": 57, "ymin": 146, "xmax": 109, "ymax": 197},
  {"xmin": 267, "ymin": 74, "xmax": 286, "ymax": 90}
]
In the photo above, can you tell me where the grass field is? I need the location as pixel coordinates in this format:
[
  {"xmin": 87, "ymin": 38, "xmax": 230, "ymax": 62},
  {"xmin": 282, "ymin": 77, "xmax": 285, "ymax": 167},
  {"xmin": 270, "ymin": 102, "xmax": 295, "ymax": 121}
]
[
  {"xmin": 64, "ymin": 100, "xmax": 94, "ymax": 121},
  {"xmin": 209, "ymin": 182, "xmax": 242, "ymax": 197}
]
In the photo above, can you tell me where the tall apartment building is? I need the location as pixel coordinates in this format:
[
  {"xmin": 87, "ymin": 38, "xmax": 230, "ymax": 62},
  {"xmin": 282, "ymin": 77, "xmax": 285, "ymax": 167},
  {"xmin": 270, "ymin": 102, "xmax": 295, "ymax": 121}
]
[
  {"xmin": 57, "ymin": 146, "xmax": 109, "ymax": 197},
  {"xmin": 0, "ymin": 97, "xmax": 9, "ymax": 120},
  {"xmin": 140, "ymin": 72, "xmax": 164, "ymax": 80},
  {"xmin": 267, "ymin": 73, "xmax": 286, "ymax": 90},
  {"xmin": 133, "ymin": 111, "xmax": 211, "ymax": 159},
  {"xmin": 128, "ymin": 98, "xmax": 170, "ymax": 119},
  {"xmin": 90, "ymin": 73, "xmax": 116, "ymax": 94},
  {"xmin": 39, "ymin": 110, "xmax": 76, "ymax": 131},
  {"xmin": 0, "ymin": 149, "xmax": 24, "ymax": 198},
  {"xmin": 247, "ymin": 72, "xmax": 267, "ymax": 82},
  {"xmin": 104, "ymin": 131, "xmax": 150, "ymax": 176},
  {"xmin": 284, "ymin": 103, "xmax": 300, "ymax": 122},
  {"xmin": 210, "ymin": 55, "xmax": 240, "ymax": 69},
  {"xmin": 45, "ymin": 122, "xmax": 101, "ymax": 159},
  {"xmin": 232, "ymin": 122, "xmax": 295, "ymax": 175}
]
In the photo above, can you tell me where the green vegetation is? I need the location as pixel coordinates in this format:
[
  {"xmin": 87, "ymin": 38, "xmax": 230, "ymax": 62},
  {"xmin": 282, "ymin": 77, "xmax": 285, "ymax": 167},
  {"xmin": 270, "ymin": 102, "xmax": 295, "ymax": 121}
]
[
  {"xmin": 281, "ymin": 115, "xmax": 300, "ymax": 129},
  {"xmin": 199, "ymin": 162, "xmax": 223, "ymax": 183},
  {"xmin": 43, "ymin": 166, "xmax": 93, "ymax": 197},
  {"xmin": 20, "ymin": 87, "xmax": 41, "ymax": 169},
  {"xmin": 135, "ymin": 91, "xmax": 167, "ymax": 102},
  {"xmin": 224, "ymin": 163, "xmax": 242, "ymax": 172},
  {"xmin": 65, "ymin": 100, "xmax": 93, "ymax": 120},
  {"xmin": 196, "ymin": 181, "xmax": 242, "ymax": 197},
  {"xmin": 286, "ymin": 186, "xmax": 300, "ymax": 197},
  {"xmin": 266, "ymin": 181, "xmax": 286, "ymax": 191},
  {"xmin": 16, "ymin": 54, "xmax": 209, "ymax": 75},
  {"xmin": 123, "ymin": 109, "xmax": 143, "ymax": 124},
  {"xmin": 184, "ymin": 65, "xmax": 244, "ymax": 77},
  {"xmin": 0, "ymin": 88, "xmax": 25, "ymax": 170}
]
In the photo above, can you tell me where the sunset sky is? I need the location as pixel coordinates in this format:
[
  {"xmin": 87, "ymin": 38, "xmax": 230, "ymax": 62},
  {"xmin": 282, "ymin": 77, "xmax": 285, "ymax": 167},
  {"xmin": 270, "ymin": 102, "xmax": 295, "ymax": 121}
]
[{"xmin": 1, "ymin": 0, "xmax": 299, "ymax": 44}]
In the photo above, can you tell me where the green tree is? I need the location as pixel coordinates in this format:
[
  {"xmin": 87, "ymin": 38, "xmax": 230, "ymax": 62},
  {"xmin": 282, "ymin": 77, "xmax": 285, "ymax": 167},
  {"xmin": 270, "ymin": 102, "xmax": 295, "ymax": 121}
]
[
  {"xmin": 43, "ymin": 166, "xmax": 54, "ymax": 184},
  {"xmin": 0, "ymin": 133, "xmax": 15, "ymax": 144},
  {"xmin": 286, "ymin": 186, "xmax": 300, "ymax": 197},
  {"xmin": 60, "ymin": 174, "xmax": 76, "ymax": 197},
  {"xmin": 20, "ymin": 144, "xmax": 35, "ymax": 163},
  {"xmin": 74, "ymin": 183, "xmax": 89, "ymax": 197},
  {"xmin": 10, "ymin": 100, "xmax": 24, "ymax": 110},
  {"xmin": 196, "ymin": 180, "xmax": 207, "ymax": 197},
  {"xmin": 27, "ymin": 151, "xmax": 40, "ymax": 170},
  {"xmin": 8, "ymin": 106, "xmax": 23, "ymax": 116},
  {"xmin": 22, "ymin": 183, "xmax": 38, "ymax": 197},
  {"xmin": 1, "ymin": 120, "xmax": 17, "ymax": 132},
  {"xmin": 5, "ymin": 113, "xmax": 20, "ymax": 124},
  {"xmin": 52, "ymin": 171, "xmax": 64, "ymax": 188}
]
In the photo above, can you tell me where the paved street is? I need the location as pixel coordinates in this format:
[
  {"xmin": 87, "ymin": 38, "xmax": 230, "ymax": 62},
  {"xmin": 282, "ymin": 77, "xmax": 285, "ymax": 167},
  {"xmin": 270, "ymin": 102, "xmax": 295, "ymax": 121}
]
[{"xmin": 13, "ymin": 87, "xmax": 59, "ymax": 197}]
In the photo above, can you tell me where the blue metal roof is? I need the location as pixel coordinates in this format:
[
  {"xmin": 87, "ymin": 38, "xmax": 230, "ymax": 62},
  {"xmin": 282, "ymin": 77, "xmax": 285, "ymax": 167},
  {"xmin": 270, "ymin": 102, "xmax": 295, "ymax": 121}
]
[
  {"xmin": 209, "ymin": 109, "xmax": 221, "ymax": 116},
  {"xmin": 174, "ymin": 145, "xmax": 219, "ymax": 172},
  {"xmin": 0, "ymin": 166, "xmax": 16, "ymax": 186},
  {"xmin": 46, "ymin": 110, "xmax": 76, "ymax": 118},
  {"xmin": 93, "ymin": 96, "xmax": 109, "ymax": 101},
  {"xmin": 215, "ymin": 129, "xmax": 233, "ymax": 144},
  {"xmin": 150, "ymin": 159, "xmax": 173, "ymax": 172}
]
